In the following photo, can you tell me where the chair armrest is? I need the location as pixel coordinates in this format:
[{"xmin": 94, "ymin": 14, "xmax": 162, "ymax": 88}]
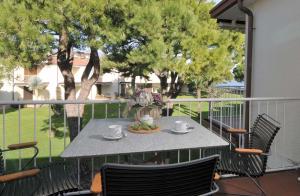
[
  {"xmin": 227, "ymin": 128, "xmax": 247, "ymax": 134},
  {"xmin": 214, "ymin": 173, "xmax": 221, "ymax": 181},
  {"xmin": 90, "ymin": 172, "xmax": 102, "ymax": 194},
  {"xmin": 0, "ymin": 168, "xmax": 40, "ymax": 183},
  {"xmin": 8, "ymin": 141, "xmax": 37, "ymax": 150},
  {"xmin": 235, "ymin": 148, "xmax": 263, "ymax": 155}
]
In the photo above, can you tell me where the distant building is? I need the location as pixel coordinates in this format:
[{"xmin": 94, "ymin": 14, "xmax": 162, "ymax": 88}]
[{"xmin": 0, "ymin": 52, "xmax": 170, "ymax": 101}]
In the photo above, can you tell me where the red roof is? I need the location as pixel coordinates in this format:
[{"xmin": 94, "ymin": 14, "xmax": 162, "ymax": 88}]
[{"xmin": 47, "ymin": 53, "xmax": 90, "ymax": 67}]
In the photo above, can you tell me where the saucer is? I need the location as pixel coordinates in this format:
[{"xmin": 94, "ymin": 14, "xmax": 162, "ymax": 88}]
[
  {"xmin": 103, "ymin": 134, "xmax": 123, "ymax": 140},
  {"xmin": 170, "ymin": 128, "xmax": 190, "ymax": 134}
]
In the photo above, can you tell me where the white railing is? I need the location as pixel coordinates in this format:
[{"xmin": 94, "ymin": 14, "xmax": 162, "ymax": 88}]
[
  {"xmin": 208, "ymin": 86, "xmax": 245, "ymax": 128},
  {"xmin": 210, "ymin": 86, "xmax": 244, "ymax": 98},
  {"xmin": 0, "ymin": 99, "xmax": 127, "ymax": 172},
  {"xmin": 167, "ymin": 97, "xmax": 300, "ymax": 171},
  {"xmin": 1, "ymin": 97, "xmax": 300, "ymax": 185}
]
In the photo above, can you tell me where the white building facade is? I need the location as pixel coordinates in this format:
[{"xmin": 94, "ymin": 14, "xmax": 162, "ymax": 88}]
[{"xmin": 0, "ymin": 53, "xmax": 168, "ymax": 101}]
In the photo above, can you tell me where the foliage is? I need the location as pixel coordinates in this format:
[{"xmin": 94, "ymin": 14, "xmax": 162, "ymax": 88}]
[
  {"xmin": 0, "ymin": 0, "xmax": 134, "ymax": 140},
  {"xmin": 51, "ymin": 104, "xmax": 64, "ymax": 116},
  {"xmin": 0, "ymin": 0, "xmax": 245, "ymax": 104},
  {"xmin": 122, "ymin": 88, "xmax": 163, "ymax": 118},
  {"xmin": 129, "ymin": 121, "xmax": 158, "ymax": 131},
  {"xmin": 233, "ymin": 64, "xmax": 244, "ymax": 82},
  {"xmin": 103, "ymin": 0, "xmax": 245, "ymax": 98},
  {"xmin": 183, "ymin": 2, "xmax": 245, "ymax": 94}
]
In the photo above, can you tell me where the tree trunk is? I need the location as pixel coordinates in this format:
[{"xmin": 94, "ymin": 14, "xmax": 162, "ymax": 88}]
[
  {"xmin": 56, "ymin": 23, "xmax": 100, "ymax": 141},
  {"xmin": 196, "ymin": 87, "xmax": 201, "ymax": 99},
  {"xmin": 168, "ymin": 72, "xmax": 183, "ymax": 99},
  {"xmin": 131, "ymin": 75, "xmax": 136, "ymax": 92},
  {"xmin": 56, "ymin": 26, "xmax": 79, "ymax": 141},
  {"xmin": 158, "ymin": 75, "xmax": 168, "ymax": 95},
  {"xmin": 154, "ymin": 70, "xmax": 168, "ymax": 95}
]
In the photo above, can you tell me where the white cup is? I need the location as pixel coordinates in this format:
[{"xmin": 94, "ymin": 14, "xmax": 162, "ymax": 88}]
[
  {"xmin": 175, "ymin": 121, "xmax": 189, "ymax": 132},
  {"xmin": 108, "ymin": 125, "xmax": 122, "ymax": 137}
]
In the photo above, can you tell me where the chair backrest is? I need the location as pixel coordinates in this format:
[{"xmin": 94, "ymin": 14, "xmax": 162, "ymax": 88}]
[
  {"xmin": 249, "ymin": 114, "xmax": 280, "ymax": 154},
  {"xmin": 101, "ymin": 155, "xmax": 219, "ymax": 196}
]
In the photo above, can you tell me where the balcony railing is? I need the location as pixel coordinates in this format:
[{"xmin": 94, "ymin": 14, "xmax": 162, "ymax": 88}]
[
  {"xmin": 0, "ymin": 97, "xmax": 300, "ymax": 185},
  {"xmin": 168, "ymin": 97, "xmax": 300, "ymax": 171},
  {"xmin": 209, "ymin": 85, "xmax": 245, "ymax": 129}
]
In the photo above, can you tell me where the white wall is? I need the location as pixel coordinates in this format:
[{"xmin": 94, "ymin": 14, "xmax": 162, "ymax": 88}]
[
  {"xmin": 38, "ymin": 65, "xmax": 62, "ymax": 100},
  {"xmin": 0, "ymin": 67, "xmax": 24, "ymax": 101},
  {"xmin": 0, "ymin": 82, "xmax": 13, "ymax": 101},
  {"xmin": 249, "ymin": 0, "xmax": 300, "ymax": 166},
  {"xmin": 101, "ymin": 72, "xmax": 121, "ymax": 97},
  {"xmin": 251, "ymin": 0, "xmax": 300, "ymax": 97}
]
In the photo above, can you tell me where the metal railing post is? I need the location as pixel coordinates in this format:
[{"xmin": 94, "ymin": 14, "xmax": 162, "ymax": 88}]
[
  {"xmin": 48, "ymin": 105, "xmax": 52, "ymax": 163},
  {"xmin": 92, "ymin": 103, "xmax": 95, "ymax": 119},
  {"xmin": 34, "ymin": 104, "xmax": 37, "ymax": 167},
  {"xmin": 77, "ymin": 104, "xmax": 81, "ymax": 186},
  {"xmin": 2, "ymin": 106, "xmax": 6, "ymax": 171},
  {"xmin": 18, "ymin": 104, "xmax": 22, "ymax": 170},
  {"xmin": 64, "ymin": 105, "xmax": 67, "ymax": 150}
]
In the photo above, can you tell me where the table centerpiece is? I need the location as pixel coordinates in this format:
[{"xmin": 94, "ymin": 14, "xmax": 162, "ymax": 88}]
[{"xmin": 123, "ymin": 88, "xmax": 163, "ymax": 133}]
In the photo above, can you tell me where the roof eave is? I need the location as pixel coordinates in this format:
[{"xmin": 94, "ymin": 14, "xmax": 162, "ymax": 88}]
[{"xmin": 210, "ymin": 0, "xmax": 238, "ymax": 18}]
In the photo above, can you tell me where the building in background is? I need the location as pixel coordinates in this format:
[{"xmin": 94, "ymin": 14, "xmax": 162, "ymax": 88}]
[{"xmin": 0, "ymin": 52, "xmax": 170, "ymax": 101}]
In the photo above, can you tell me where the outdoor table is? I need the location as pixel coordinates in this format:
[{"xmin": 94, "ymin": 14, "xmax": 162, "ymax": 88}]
[{"xmin": 61, "ymin": 116, "xmax": 228, "ymax": 158}]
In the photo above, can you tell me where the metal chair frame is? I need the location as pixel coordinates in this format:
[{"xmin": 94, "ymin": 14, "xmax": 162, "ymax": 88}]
[{"xmin": 218, "ymin": 113, "xmax": 281, "ymax": 196}]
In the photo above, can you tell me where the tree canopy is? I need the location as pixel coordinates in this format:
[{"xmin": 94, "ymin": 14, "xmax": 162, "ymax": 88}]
[
  {"xmin": 0, "ymin": 0, "xmax": 130, "ymax": 140},
  {"xmin": 0, "ymin": 0, "xmax": 244, "ymax": 138},
  {"xmin": 102, "ymin": 0, "xmax": 245, "ymax": 98}
]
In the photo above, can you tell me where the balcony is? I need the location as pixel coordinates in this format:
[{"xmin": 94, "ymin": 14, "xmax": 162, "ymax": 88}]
[{"xmin": 0, "ymin": 97, "xmax": 299, "ymax": 195}]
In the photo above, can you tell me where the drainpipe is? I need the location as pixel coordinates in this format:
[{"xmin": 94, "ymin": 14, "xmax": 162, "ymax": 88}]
[{"xmin": 238, "ymin": 0, "xmax": 253, "ymax": 130}]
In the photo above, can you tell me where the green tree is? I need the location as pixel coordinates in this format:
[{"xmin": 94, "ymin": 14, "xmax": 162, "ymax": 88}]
[
  {"xmin": 233, "ymin": 64, "xmax": 245, "ymax": 82},
  {"xmin": 104, "ymin": 0, "xmax": 195, "ymax": 98},
  {"xmin": 103, "ymin": 0, "xmax": 163, "ymax": 92},
  {"xmin": 180, "ymin": 1, "xmax": 244, "ymax": 98},
  {"xmin": 103, "ymin": 0, "xmax": 244, "ymax": 100},
  {"xmin": 0, "ymin": 0, "xmax": 127, "ymax": 140}
]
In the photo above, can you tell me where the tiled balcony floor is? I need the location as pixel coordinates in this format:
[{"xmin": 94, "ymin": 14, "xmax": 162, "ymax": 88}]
[{"xmin": 216, "ymin": 170, "xmax": 300, "ymax": 196}]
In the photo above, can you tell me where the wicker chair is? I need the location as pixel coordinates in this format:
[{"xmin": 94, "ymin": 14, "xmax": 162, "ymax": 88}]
[
  {"xmin": 217, "ymin": 113, "xmax": 280, "ymax": 195},
  {"xmin": 91, "ymin": 155, "xmax": 220, "ymax": 196},
  {"xmin": 0, "ymin": 141, "xmax": 82, "ymax": 196}
]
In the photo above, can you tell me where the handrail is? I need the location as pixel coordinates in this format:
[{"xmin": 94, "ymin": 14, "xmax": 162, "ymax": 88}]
[
  {"xmin": 0, "ymin": 99, "xmax": 129, "ymax": 105},
  {"xmin": 168, "ymin": 97, "xmax": 300, "ymax": 102},
  {"xmin": 2, "ymin": 97, "xmax": 300, "ymax": 105}
]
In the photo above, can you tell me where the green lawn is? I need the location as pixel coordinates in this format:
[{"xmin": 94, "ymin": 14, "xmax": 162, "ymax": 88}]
[{"xmin": 0, "ymin": 93, "xmax": 242, "ymax": 170}]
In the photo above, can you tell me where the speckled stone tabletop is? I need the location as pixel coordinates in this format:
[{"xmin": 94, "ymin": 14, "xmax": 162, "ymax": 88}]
[{"xmin": 61, "ymin": 116, "xmax": 228, "ymax": 158}]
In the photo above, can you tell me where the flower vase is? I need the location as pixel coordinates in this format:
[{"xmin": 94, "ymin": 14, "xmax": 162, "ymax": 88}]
[{"xmin": 135, "ymin": 106, "xmax": 161, "ymax": 121}]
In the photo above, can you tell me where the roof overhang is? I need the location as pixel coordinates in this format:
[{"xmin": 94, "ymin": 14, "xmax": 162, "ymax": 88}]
[{"xmin": 210, "ymin": 0, "xmax": 256, "ymax": 30}]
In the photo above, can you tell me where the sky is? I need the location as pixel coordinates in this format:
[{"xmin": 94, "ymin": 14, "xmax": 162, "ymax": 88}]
[{"xmin": 213, "ymin": 0, "xmax": 222, "ymax": 4}]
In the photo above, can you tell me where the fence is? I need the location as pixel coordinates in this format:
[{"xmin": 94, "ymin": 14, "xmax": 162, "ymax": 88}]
[
  {"xmin": 209, "ymin": 85, "xmax": 245, "ymax": 129},
  {"xmin": 0, "ymin": 97, "xmax": 299, "ymax": 186}
]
